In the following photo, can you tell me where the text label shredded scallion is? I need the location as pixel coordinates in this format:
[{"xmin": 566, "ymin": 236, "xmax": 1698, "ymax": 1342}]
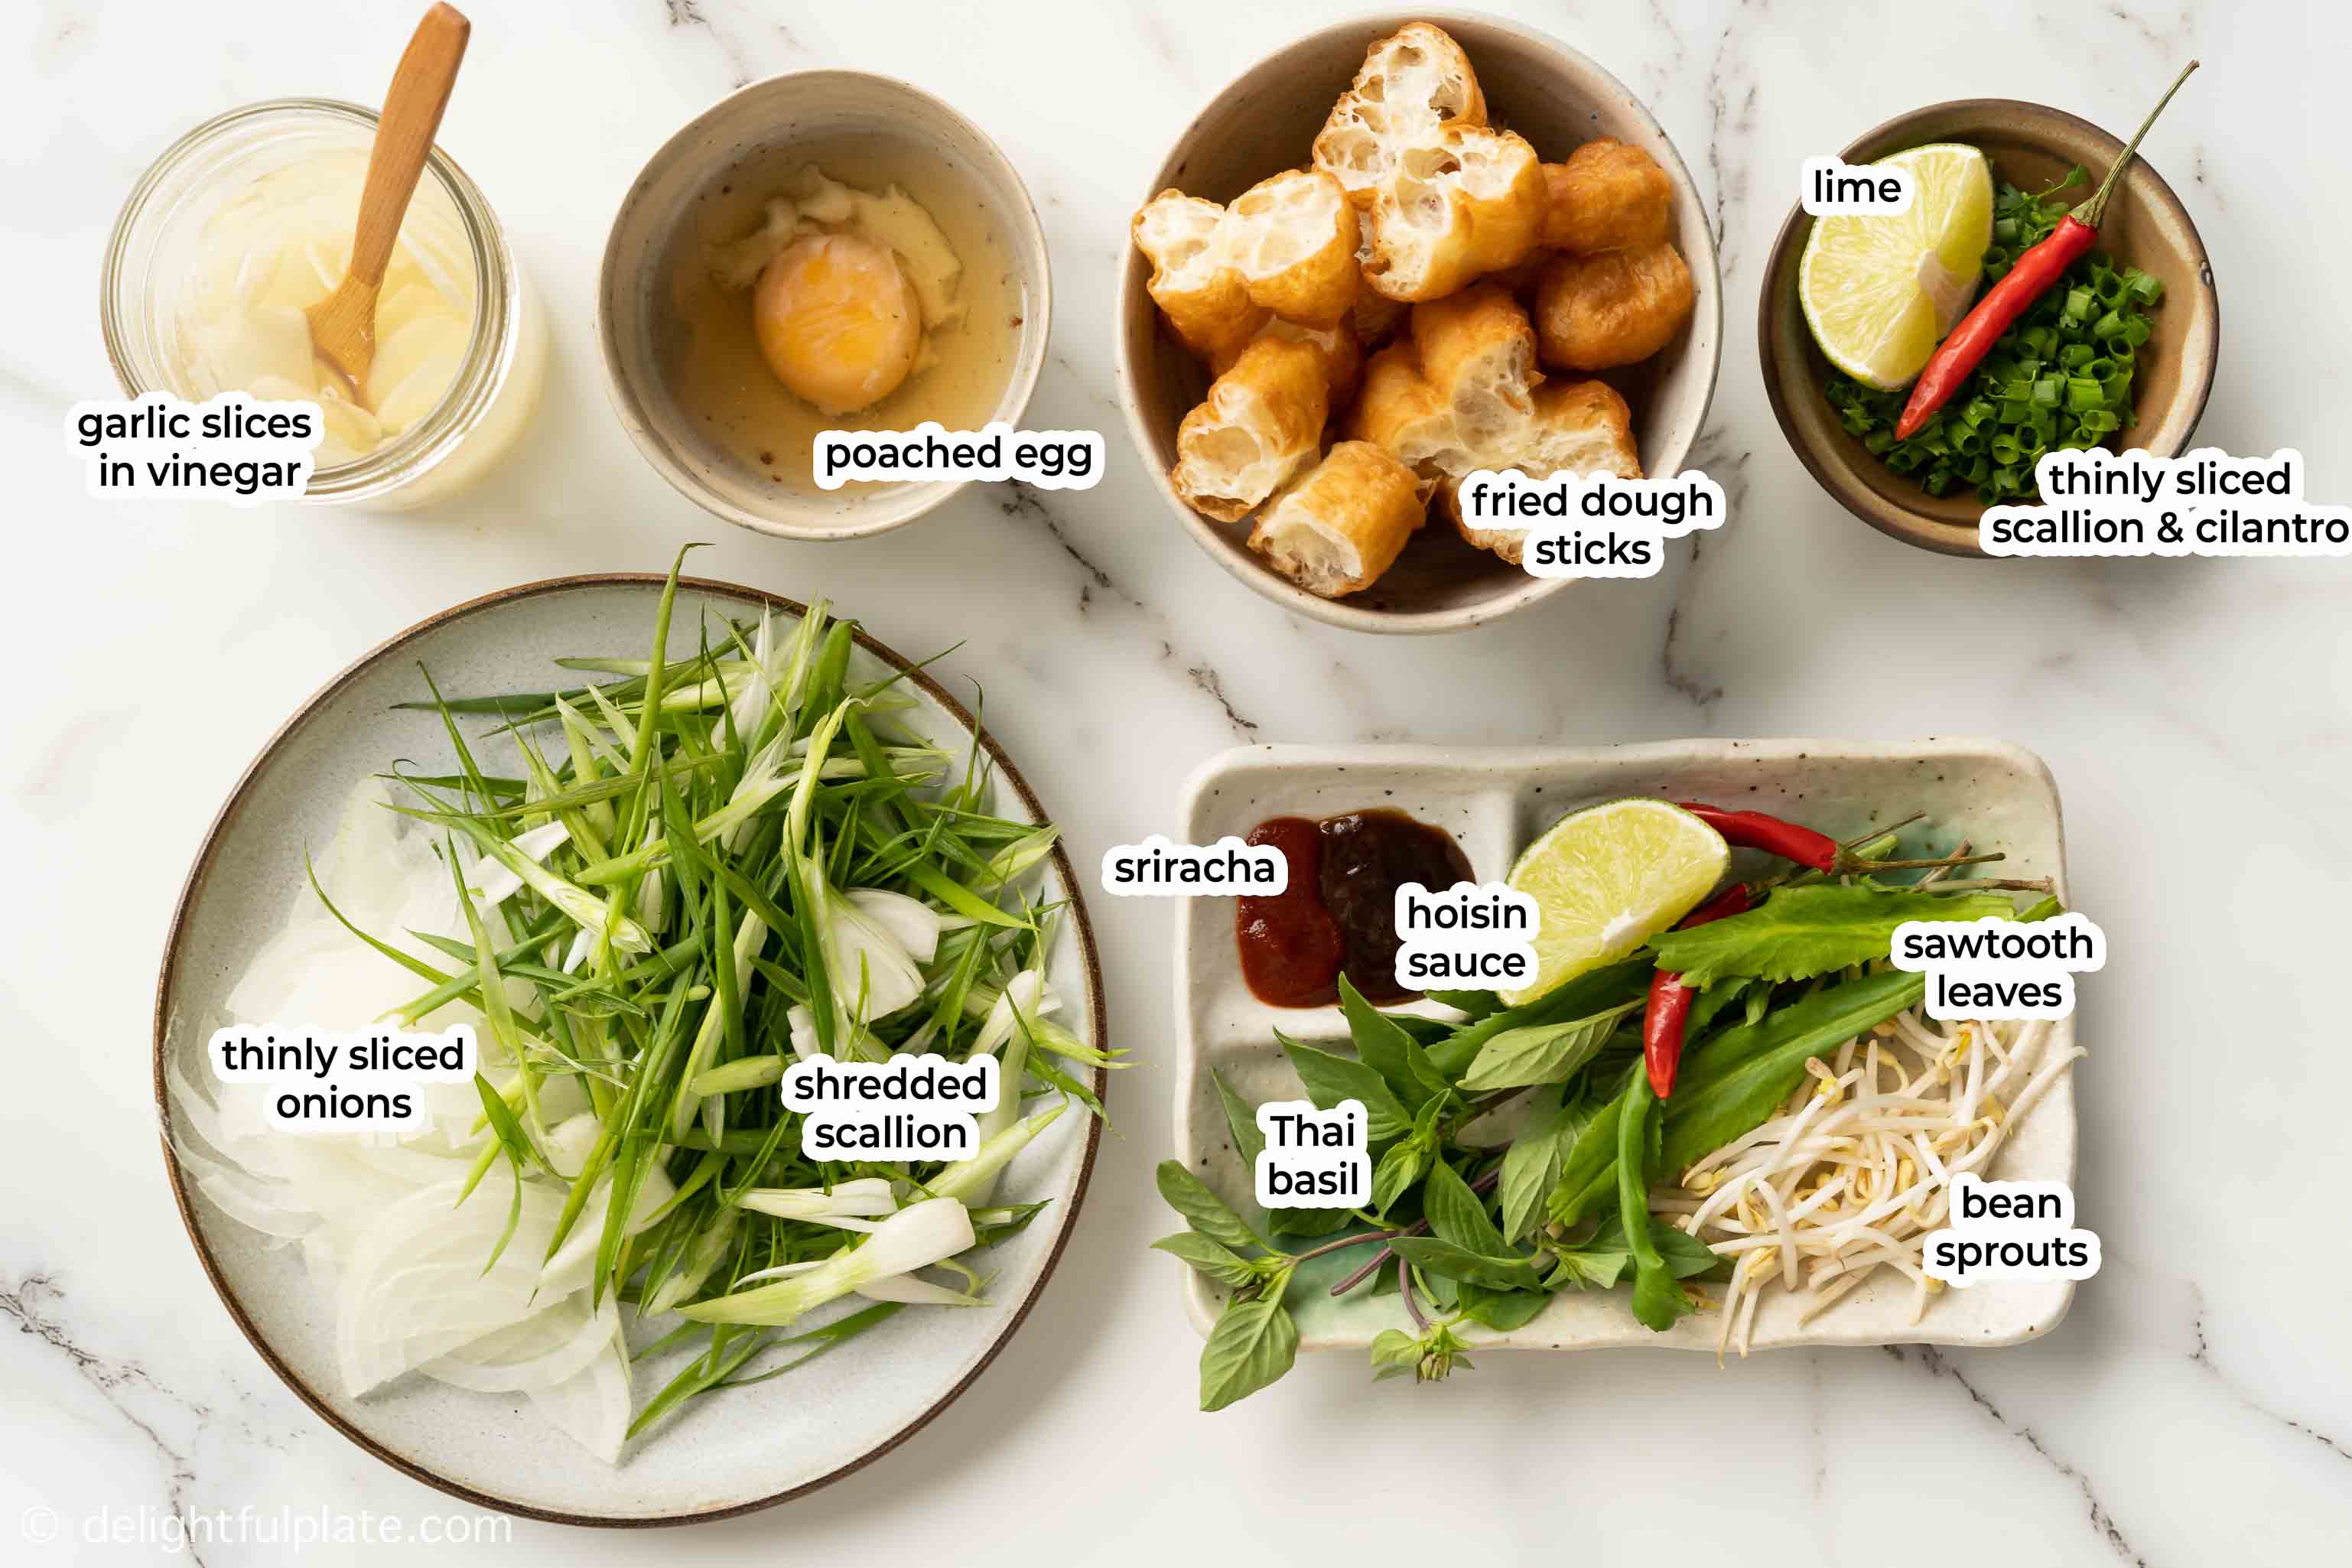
[{"xmin": 779, "ymin": 1052, "xmax": 1003, "ymax": 1160}]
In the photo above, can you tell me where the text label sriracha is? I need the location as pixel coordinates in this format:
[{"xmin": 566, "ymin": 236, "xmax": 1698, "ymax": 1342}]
[{"xmin": 1100, "ymin": 834, "xmax": 1286, "ymax": 895}]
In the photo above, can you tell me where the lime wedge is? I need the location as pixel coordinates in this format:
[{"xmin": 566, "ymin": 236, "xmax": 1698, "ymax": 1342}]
[
  {"xmin": 1799, "ymin": 143, "xmax": 1993, "ymax": 391},
  {"xmin": 1500, "ymin": 799, "xmax": 1729, "ymax": 1006}
]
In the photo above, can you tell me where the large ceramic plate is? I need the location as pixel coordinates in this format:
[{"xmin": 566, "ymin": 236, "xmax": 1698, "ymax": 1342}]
[
  {"xmin": 1175, "ymin": 740, "xmax": 2074, "ymax": 1354},
  {"xmin": 153, "ymin": 575, "xmax": 1105, "ymax": 1524}
]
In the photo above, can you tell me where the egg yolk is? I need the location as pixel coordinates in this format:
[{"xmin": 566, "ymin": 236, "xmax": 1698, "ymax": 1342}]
[{"xmin": 750, "ymin": 233, "xmax": 922, "ymax": 416}]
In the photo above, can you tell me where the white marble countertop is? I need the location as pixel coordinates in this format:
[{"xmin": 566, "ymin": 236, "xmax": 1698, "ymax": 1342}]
[{"xmin": 6, "ymin": 0, "xmax": 2349, "ymax": 1561}]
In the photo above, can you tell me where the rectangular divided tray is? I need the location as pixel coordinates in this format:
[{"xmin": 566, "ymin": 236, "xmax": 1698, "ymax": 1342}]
[{"xmin": 1173, "ymin": 739, "xmax": 2077, "ymax": 1355}]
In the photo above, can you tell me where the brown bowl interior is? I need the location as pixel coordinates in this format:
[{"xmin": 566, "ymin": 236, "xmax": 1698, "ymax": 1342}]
[
  {"xmin": 1121, "ymin": 12, "xmax": 1719, "ymax": 625},
  {"xmin": 1760, "ymin": 99, "xmax": 2219, "ymax": 557}
]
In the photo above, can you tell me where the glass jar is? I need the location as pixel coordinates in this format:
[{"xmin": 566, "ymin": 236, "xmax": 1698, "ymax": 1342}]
[{"xmin": 101, "ymin": 99, "xmax": 547, "ymax": 510}]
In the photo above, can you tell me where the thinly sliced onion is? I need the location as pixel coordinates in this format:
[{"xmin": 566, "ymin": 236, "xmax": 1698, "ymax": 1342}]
[
  {"xmin": 542, "ymin": 1111, "xmax": 601, "ymax": 1179},
  {"xmin": 819, "ymin": 887, "xmax": 926, "ymax": 1020},
  {"xmin": 333, "ymin": 1162, "xmax": 673, "ymax": 1397},
  {"xmin": 845, "ymin": 888, "xmax": 945, "ymax": 965},
  {"xmin": 525, "ymin": 1329, "xmax": 631, "ymax": 1464},
  {"xmin": 423, "ymin": 1289, "xmax": 620, "ymax": 1394}
]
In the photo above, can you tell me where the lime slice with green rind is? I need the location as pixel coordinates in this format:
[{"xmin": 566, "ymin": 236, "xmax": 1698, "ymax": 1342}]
[
  {"xmin": 1799, "ymin": 142, "xmax": 1993, "ymax": 391},
  {"xmin": 1500, "ymin": 799, "xmax": 1729, "ymax": 1007}
]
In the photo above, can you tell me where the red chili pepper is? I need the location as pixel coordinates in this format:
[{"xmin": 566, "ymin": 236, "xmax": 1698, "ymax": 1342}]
[
  {"xmin": 1643, "ymin": 883, "xmax": 1752, "ymax": 1099},
  {"xmin": 1679, "ymin": 883, "xmax": 1758, "ymax": 929},
  {"xmin": 1675, "ymin": 802, "xmax": 2001, "ymax": 879},
  {"xmin": 1676, "ymin": 805, "xmax": 1839, "ymax": 871},
  {"xmin": 1894, "ymin": 60, "xmax": 2198, "ymax": 441}
]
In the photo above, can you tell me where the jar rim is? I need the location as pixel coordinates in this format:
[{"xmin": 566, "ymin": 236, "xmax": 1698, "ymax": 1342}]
[{"xmin": 99, "ymin": 97, "xmax": 518, "ymax": 505}]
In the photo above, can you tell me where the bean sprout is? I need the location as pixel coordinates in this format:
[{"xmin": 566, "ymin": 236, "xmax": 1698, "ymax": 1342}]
[{"xmin": 1659, "ymin": 1011, "xmax": 2082, "ymax": 1358}]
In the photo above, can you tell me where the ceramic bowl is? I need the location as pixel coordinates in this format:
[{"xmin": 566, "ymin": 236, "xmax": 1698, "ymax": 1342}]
[
  {"xmin": 152, "ymin": 575, "xmax": 1104, "ymax": 1524},
  {"xmin": 1176, "ymin": 739, "xmax": 2077, "ymax": 1353},
  {"xmin": 1116, "ymin": 11, "xmax": 1723, "ymax": 634},
  {"xmin": 599, "ymin": 73, "xmax": 1052, "ymax": 540},
  {"xmin": 1761, "ymin": 98, "xmax": 2220, "ymax": 557}
]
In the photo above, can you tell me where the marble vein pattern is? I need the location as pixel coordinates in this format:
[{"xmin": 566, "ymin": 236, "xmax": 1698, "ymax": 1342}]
[{"xmin": 2, "ymin": 1, "xmax": 2348, "ymax": 1563}]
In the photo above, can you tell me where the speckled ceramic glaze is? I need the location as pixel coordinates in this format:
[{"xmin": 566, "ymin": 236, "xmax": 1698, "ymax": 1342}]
[
  {"xmin": 1117, "ymin": 10, "xmax": 1723, "ymax": 634},
  {"xmin": 1174, "ymin": 739, "xmax": 2073, "ymax": 1353},
  {"xmin": 152, "ymin": 576, "xmax": 1104, "ymax": 1524}
]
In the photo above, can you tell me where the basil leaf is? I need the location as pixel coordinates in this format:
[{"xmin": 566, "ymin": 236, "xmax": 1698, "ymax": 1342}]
[
  {"xmin": 1498, "ymin": 1084, "xmax": 1588, "ymax": 1242},
  {"xmin": 1423, "ymin": 988, "xmax": 1504, "ymax": 1019},
  {"xmin": 1267, "ymin": 1205, "xmax": 1352, "ymax": 1238},
  {"xmin": 1199, "ymin": 1286, "xmax": 1300, "ymax": 1411},
  {"xmin": 1371, "ymin": 1137, "xmax": 1430, "ymax": 1215},
  {"xmin": 1152, "ymin": 1231, "xmax": 1257, "ymax": 1288},
  {"xmin": 1459, "ymin": 1000, "xmax": 1641, "ymax": 1091},
  {"xmin": 1546, "ymin": 1237, "xmax": 1629, "ymax": 1291},
  {"xmin": 1278, "ymin": 1034, "xmax": 1413, "ymax": 1141},
  {"xmin": 1339, "ymin": 974, "xmax": 1426, "ymax": 1106},
  {"xmin": 1648, "ymin": 885, "xmax": 2017, "ymax": 987},
  {"xmin": 1386, "ymin": 1235, "xmax": 1540, "ymax": 1292},
  {"xmin": 1456, "ymin": 1281, "xmax": 1552, "ymax": 1331},
  {"xmin": 1155, "ymin": 1159, "xmax": 1265, "ymax": 1255},
  {"xmin": 1369, "ymin": 1327, "xmax": 1423, "ymax": 1380},
  {"xmin": 1423, "ymin": 1156, "xmax": 1508, "ymax": 1257},
  {"xmin": 1424, "ymin": 959, "xmax": 1651, "ymax": 1078},
  {"xmin": 1211, "ymin": 1067, "xmax": 1264, "ymax": 1166},
  {"xmin": 1652, "ymin": 1222, "xmax": 1729, "ymax": 1280},
  {"xmin": 1404, "ymin": 1038, "xmax": 1455, "ymax": 1099}
]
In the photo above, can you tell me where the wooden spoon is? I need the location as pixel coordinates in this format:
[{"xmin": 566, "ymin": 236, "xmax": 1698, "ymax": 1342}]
[{"xmin": 305, "ymin": 4, "xmax": 472, "ymax": 390}]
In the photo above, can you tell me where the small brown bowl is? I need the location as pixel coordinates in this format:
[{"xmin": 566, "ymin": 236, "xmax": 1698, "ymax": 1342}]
[{"xmin": 1760, "ymin": 98, "xmax": 2218, "ymax": 557}]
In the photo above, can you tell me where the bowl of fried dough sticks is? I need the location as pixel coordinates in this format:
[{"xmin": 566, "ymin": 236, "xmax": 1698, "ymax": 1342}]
[{"xmin": 1117, "ymin": 14, "xmax": 1723, "ymax": 633}]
